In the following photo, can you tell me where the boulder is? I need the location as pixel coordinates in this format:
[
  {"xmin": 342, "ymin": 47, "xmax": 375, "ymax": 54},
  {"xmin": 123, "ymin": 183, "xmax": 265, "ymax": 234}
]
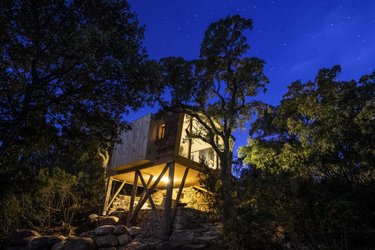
[
  {"xmin": 47, "ymin": 235, "xmax": 66, "ymax": 246},
  {"xmin": 171, "ymin": 230, "xmax": 194, "ymax": 241},
  {"xmin": 95, "ymin": 225, "xmax": 115, "ymax": 236},
  {"xmin": 51, "ymin": 241, "xmax": 65, "ymax": 250},
  {"xmin": 79, "ymin": 230, "xmax": 96, "ymax": 238},
  {"xmin": 63, "ymin": 237, "xmax": 95, "ymax": 250},
  {"xmin": 117, "ymin": 233, "xmax": 132, "ymax": 246},
  {"xmin": 10, "ymin": 229, "xmax": 41, "ymax": 246},
  {"xmin": 28, "ymin": 235, "xmax": 66, "ymax": 249},
  {"xmin": 172, "ymin": 243, "xmax": 208, "ymax": 249},
  {"xmin": 127, "ymin": 226, "xmax": 142, "ymax": 237},
  {"xmin": 121, "ymin": 241, "xmax": 142, "ymax": 249},
  {"xmin": 98, "ymin": 216, "xmax": 119, "ymax": 226},
  {"xmin": 28, "ymin": 236, "xmax": 49, "ymax": 250},
  {"xmin": 95, "ymin": 235, "xmax": 118, "ymax": 248},
  {"xmin": 113, "ymin": 225, "xmax": 128, "ymax": 235}
]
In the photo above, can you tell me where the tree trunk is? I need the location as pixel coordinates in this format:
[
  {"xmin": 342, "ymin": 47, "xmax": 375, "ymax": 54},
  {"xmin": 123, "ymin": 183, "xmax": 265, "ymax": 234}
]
[{"xmin": 219, "ymin": 145, "xmax": 233, "ymax": 232}]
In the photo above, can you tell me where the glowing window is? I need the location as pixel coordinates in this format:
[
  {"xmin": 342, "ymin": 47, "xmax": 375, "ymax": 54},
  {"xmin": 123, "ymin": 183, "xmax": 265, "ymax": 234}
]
[{"xmin": 158, "ymin": 123, "xmax": 165, "ymax": 139}]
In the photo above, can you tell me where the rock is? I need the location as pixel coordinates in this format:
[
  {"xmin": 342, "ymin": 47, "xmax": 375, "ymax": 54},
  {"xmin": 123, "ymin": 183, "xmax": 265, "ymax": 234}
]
[
  {"xmin": 173, "ymin": 243, "xmax": 208, "ymax": 250},
  {"xmin": 88, "ymin": 213, "xmax": 99, "ymax": 222},
  {"xmin": 10, "ymin": 229, "xmax": 41, "ymax": 246},
  {"xmin": 171, "ymin": 230, "xmax": 194, "ymax": 241},
  {"xmin": 28, "ymin": 236, "xmax": 49, "ymax": 250},
  {"xmin": 121, "ymin": 241, "xmax": 143, "ymax": 249},
  {"xmin": 117, "ymin": 233, "xmax": 132, "ymax": 246},
  {"xmin": 79, "ymin": 230, "xmax": 96, "ymax": 238},
  {"xmin": 47, "ymin": 235, "xmax": 66, "ymax": 246},
  {"xmin": 63, "ymin": 237, "xmax": 95, "ymax": 250},
  {"xmin": 51, "ymin": 241, "xmax": 65, "ymax": 250},
  {"xmin": 95, "ymin": 235, "xmax": 118, "ymax": 247},
  {"xmin": 5, "ymin": 247, "xmax": 28, "ymax": 250},
  {"xmin": 29, "ymin": 235, "xmax": 66, "ymax": 249},
  {"xmin": 194, "ymin": 236, "xmax": 218, "ymax": 244},
  {"xmin": 98, "ymin": 216, "xmax": 119, "ymax": 226},
  {"xmin": 113, "ymin": 225, "xmax": 128, "ymax": 235},
  {"xmin": 98, "ymin": 248, "xmax": 116, "ymax": 250},
  {"xmin": 127, "ymin": 226, "xmax": 142, "ymax": 237},
  {"xmin": 95, "ymin": 225, "xmax": 115, "ymax": 236}
]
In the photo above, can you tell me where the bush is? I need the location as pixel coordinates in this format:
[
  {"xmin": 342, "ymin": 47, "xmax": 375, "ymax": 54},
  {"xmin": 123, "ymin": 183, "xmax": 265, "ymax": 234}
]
[{"xmin": 0, "ymin": 165, "xmax": 105, "ymax": 239}]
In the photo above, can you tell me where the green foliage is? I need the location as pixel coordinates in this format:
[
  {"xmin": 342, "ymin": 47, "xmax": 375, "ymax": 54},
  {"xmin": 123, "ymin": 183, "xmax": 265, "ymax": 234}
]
[
  {"xmin": 224, "ymin": 169, "xmax": 375, "ymax": 250},
  {"xmin": 0, "ymin": 0, "xmax": 157, "ymax": 239},
  {"xmin": 240, "ymin": 65, "xmax": 375, "ymax": 181},
  {"xmin": 0, "ymin": 0, "xmax": 160, "ymax": 166},
  {"xmin": 0, "ymin": 165, "xmax": 104, "ymax": 236},
  {"xmin": 159, "ymin": 15, "xmax": 268, "ymax": 231},
  {"xmin": 233, "ymin": 66, "xmax": 375, "ymax": 249}
]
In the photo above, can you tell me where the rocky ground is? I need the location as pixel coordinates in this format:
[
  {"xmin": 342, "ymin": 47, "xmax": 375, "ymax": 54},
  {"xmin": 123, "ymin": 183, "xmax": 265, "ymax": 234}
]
[{"xmin": 5, "ymin": 213, "xmax": 224, "ymax": 250}]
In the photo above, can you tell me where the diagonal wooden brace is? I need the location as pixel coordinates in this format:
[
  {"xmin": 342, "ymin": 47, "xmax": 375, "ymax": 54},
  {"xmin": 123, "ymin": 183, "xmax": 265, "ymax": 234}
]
[
  {"xmin": 107, "ymin": 180, "xmax": 126, "ymax": 210},
  {"xmin": 129, "ymin": 163, "xmax": 170, "ymax": 222},
  {"xmin": 137, "ymin": 171, "xmax": 161, "ymax": 224}
]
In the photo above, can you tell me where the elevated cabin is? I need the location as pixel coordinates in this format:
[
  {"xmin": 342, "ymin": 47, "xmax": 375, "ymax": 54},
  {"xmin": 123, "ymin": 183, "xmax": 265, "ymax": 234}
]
[{"xmin": 103, "ymin": 112, "xmax": 220, "ymax": 239}]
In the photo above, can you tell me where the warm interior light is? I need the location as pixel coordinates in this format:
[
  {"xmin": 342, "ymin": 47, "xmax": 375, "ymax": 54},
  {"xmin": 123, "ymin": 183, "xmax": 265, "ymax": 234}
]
[
  {"xmin": 158, "ymin": 123, "xmax": 165, "ymax": 139},
  {"xmin": 161, "ymin": 176, "xmax": 169, "ymax": 184}
]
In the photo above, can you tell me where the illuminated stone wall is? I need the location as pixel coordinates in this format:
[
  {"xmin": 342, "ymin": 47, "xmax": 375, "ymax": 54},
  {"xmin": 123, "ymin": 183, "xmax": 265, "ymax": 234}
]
[{"xmin": 109, "ymin": 186, "xmax": 210, "ymax": 214}]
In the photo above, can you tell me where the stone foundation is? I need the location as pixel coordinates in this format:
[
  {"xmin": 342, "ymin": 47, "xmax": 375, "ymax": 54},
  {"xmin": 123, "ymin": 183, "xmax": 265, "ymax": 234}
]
[{"xmin": 109, "ymin": 186, "xmax": 210, "ymax": 214}]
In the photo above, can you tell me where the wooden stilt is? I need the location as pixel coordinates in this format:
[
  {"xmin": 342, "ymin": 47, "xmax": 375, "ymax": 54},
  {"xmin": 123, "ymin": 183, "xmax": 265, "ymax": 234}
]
[
  {"xmin": 162, "ymin": 162, "xmax": 175, "ymax": 240},
  {"xmin": 107, "ymin": 180, "xmax": 126, "ymax": 210},
  {"xmin": 137, "ymin": 171, "xmax": 161, "ymax": 224},
  {"xmin": 127, "ymin": 171, "xmax": 139, "ymax": 223},
  {"xmin": 103, "ymin": 177, "xmax": 113, "ymax": 215},
  {"xmin": 139, "ymin": 174, "xmax": 153, "ymax": 202},
  {"xmin": 129, "ymin": 163, "xmax": 170, "ymax": 222},
  {"xmin": 171, "ymin": 167, "xmax": 189, "ymax": 226}
]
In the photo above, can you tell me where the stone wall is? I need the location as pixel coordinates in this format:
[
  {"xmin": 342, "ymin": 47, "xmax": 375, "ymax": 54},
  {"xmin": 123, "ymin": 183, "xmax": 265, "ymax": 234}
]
[
  {"xmin": 150, "ymin": 186, "xmax": 210, "ymax": 211},
  {"xmin": 132, "ymin": 208, "xmax": 213, "ymax": 238},
  {"xmin": 109, "ymin": 186, "xmax": 210, "ymax": 214}
]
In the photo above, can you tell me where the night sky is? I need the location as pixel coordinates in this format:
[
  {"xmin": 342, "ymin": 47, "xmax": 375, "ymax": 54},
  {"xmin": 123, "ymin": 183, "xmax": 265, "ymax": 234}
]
[{"xmin": 127, "ymin": 0, "xmax": 375, "ymax": 153}]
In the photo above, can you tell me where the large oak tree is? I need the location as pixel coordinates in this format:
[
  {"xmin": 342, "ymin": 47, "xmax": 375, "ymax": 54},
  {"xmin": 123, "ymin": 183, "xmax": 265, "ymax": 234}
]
[
  {"xmin": 158, "ymin": 15, "xmax": 268, "ymax": 229},
  {"xmin": 0, "ymin": 0, "xmax": 159, "ymax": 169}
]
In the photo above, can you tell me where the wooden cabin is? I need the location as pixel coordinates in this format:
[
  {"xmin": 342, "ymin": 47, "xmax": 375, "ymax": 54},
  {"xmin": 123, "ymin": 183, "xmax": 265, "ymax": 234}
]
[{"xmin": 103, "ymin": 112, "xmax": 219, "ymax": 239}]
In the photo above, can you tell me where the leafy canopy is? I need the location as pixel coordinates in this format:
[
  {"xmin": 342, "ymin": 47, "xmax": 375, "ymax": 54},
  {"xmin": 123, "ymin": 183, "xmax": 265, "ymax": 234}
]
[
  {"xmin": 240, "ymin": 66, "xmax": 375, "ymax": 183},
  {"xmin": 159, "ymin": 15, "xmax": 268, "ymax": 157},
  {"xmin": 0, "ymin": 0, "xmax": 159, "ymax": 168},
  {"xmin": 158, "ymin": 15, "xmax": 269, "ymax": 232}
]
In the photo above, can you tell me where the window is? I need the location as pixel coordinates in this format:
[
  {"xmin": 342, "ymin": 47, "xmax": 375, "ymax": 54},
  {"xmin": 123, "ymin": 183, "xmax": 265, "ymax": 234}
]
[{"xmin": 158, "ymin": 123, "xmax": 165, "ymax": 139}]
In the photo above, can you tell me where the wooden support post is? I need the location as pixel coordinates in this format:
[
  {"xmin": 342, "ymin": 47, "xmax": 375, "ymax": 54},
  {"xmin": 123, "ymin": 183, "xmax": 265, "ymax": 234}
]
[
  {"xmin": 129, "ymin": 163, "xmax": 170, "ymax": 222},
  {"xmin": 139, "ymin": 174, "xmax": 153, "ymax": 202},
  {"xmin": 162, "ymin": 162, "xmax": 175, "ymax": 240},
  {"xmin": 103, "ymin": 177, "xmax": 113, "ymax": 215},
  {"xmin": 137, "ymin": 171, "xmax": 161, "ymax": 224},
  {"xmin": 171, "ymin": 167, "xmax": 189, "ymax": 226},
  {"xmin": 188, "ymin": 116, "xmax": 193, "ymax": 159},
  {"xmin": 127, "ymin": 171, "xmax": 139, "ymax": 223},
  {"xmin": 107, "ymin": 180, "xmax": 126, "ymax": 210}
]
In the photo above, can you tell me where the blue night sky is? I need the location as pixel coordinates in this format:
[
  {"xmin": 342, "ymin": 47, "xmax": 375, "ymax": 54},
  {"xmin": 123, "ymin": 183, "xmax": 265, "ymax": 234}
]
[{"xmin": 127, "ymin": 0, "xmax": 375, "ymax": 153}]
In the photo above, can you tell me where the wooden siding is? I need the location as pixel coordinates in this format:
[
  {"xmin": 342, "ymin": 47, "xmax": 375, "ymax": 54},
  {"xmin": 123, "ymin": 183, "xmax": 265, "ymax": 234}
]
[
  {"xmin": 153, "ymin": 113, "xmax": 180, "ymax": 162},
  {"xmin": 110, "ymin": 114, "xmax": 153, "ymax": 170}
]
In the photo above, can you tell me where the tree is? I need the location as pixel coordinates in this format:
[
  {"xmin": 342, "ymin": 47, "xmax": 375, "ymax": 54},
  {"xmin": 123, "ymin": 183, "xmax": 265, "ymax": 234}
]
[
  {"xmin": 240, "ymin": 65, "xmax": 375, "ymax": 183},
  {"xmin": 0, "ymin": 0, "xmax": 159, "ymax": 168},
  {"xmin": 0, "ymin": 0, "xmax": 159, "ymax": 236},
  {"xmin": 158, "ymin": 15, "xmax": 268, "ymax": 230},
  {"xmin": 237, "ymin": 66, "xmax": 375, "ymax": 249}
]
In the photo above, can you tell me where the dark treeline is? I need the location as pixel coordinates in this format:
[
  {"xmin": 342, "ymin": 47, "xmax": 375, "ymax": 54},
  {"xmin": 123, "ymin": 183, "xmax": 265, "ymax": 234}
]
[
  {"xmin": 0, "ymin": 0, "xmax": 159, "ymax": 241},
  {"xmin": 204, "ymin": 66, "xmax": 375, "ymax": 249},
  {"xmin": 0, "ymin": 1, "xmax": 374, "ymax": 249}
]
